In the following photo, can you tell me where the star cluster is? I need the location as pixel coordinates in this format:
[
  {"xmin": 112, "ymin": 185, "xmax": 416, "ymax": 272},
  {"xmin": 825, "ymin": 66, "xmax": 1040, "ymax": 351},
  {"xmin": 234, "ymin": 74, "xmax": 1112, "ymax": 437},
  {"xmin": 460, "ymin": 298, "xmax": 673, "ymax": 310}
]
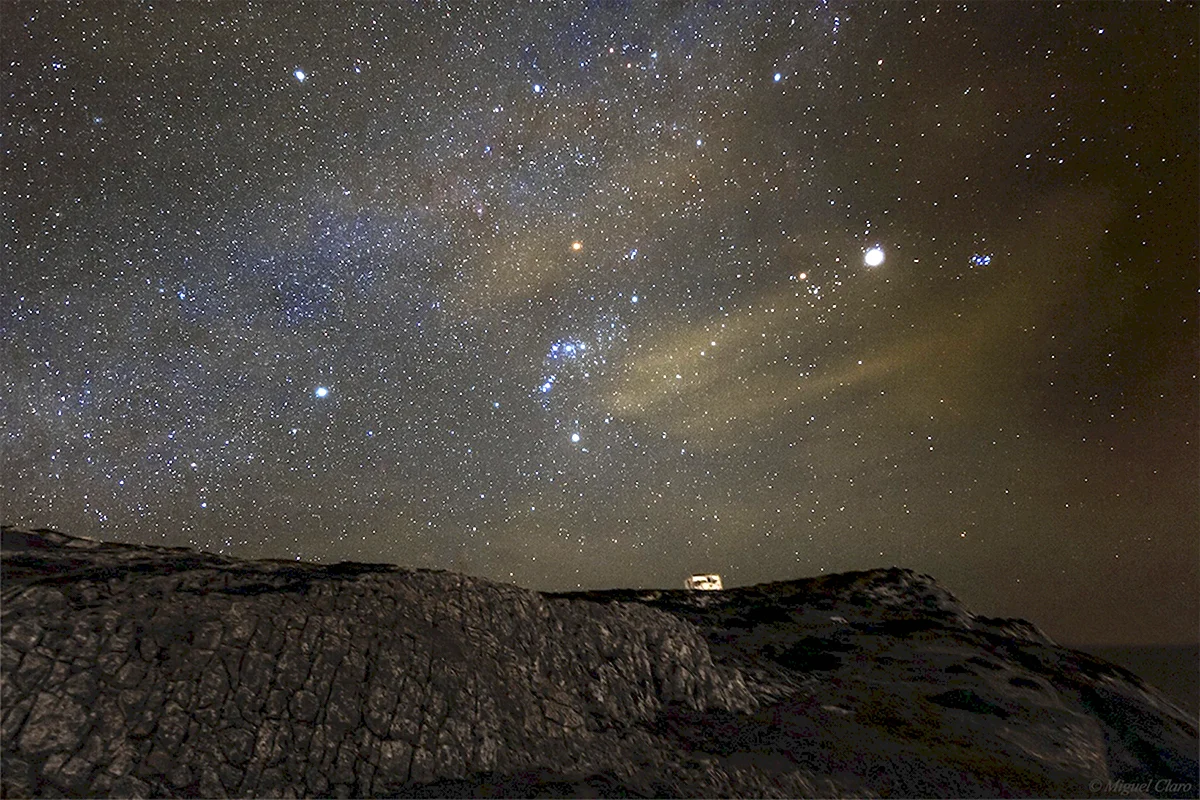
[{"xmin": 4, "ymin": 2, "xmax": 1196, "ymax": 644}]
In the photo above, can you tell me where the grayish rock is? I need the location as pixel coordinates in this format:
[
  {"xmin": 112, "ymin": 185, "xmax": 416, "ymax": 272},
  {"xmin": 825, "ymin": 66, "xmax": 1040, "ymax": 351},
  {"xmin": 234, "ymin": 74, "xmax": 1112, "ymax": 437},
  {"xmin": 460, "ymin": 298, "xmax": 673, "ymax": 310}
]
[{"xmin": 2, "ymin": 526, "xmax": 1196, "ymax": 798}]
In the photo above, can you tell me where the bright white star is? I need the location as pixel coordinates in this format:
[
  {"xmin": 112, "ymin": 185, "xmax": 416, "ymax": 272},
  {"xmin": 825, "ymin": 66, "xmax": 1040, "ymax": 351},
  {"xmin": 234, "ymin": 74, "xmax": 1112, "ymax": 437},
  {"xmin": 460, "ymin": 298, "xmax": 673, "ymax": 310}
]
[
  {"xmin": 314, "ymin": 386, "xmax": 329, "ymax": 398},
  {"xmin": 294, "ymin": 69, "xmax": 307, "ymax": 83},
  {"xmin": 864, "ymin": 246, "xmax": 885, "ymax": 267}
]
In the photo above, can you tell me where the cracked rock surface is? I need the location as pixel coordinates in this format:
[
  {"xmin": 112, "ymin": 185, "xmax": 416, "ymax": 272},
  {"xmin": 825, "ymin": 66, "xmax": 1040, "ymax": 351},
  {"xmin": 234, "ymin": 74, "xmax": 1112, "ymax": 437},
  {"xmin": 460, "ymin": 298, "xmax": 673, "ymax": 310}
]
[{"xmin": 2, "ymin": 527, "xmax": 1196, "ymax": 798}]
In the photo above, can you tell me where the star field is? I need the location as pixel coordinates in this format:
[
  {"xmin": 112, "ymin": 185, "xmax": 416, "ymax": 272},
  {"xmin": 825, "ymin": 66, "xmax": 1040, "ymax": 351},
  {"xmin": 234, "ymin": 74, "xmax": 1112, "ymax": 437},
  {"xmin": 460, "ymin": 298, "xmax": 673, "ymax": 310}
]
[{"xmin": 4, "ymin": 2, "xmax": 1197, "ymax": 645}]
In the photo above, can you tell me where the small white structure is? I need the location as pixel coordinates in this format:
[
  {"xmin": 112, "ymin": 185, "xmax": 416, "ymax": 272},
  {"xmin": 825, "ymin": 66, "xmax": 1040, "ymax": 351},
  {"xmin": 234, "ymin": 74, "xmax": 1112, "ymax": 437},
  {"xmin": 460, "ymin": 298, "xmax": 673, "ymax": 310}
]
[{"xmin": 684, "ymin": 573, "xmax": 723, "ymax": 591}]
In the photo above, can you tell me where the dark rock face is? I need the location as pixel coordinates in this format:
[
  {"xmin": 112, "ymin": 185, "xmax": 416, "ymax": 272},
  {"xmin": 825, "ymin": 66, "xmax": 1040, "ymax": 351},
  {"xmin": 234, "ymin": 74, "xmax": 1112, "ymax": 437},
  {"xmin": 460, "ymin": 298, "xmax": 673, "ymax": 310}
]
[{"xmin": 2, "ymin": 527, "xmax": 1196, "ymax": 798}]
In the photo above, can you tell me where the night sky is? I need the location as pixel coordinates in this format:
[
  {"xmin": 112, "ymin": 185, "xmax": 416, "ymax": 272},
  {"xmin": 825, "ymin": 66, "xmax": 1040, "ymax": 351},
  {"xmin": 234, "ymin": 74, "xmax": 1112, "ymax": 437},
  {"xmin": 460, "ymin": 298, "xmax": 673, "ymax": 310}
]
[{"xmin": 4, "ymin": 2, "xmax": 1197, "ymax": 645}]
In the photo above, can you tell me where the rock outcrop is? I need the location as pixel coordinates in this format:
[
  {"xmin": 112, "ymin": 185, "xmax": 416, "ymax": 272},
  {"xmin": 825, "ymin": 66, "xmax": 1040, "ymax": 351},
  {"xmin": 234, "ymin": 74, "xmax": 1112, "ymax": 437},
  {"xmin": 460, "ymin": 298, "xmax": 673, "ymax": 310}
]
[{"xmin": 2, "ymin": 526, "xmax": 1196, "ymax": 798}]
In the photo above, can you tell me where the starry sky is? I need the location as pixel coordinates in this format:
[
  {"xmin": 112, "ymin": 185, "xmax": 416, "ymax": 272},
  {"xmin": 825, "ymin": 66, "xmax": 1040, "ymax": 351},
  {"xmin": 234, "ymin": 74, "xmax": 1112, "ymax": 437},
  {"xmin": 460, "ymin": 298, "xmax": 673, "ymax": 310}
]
[{"xmin": 4, "ymin": 2, "xmax": 1197, "ymax": 645}]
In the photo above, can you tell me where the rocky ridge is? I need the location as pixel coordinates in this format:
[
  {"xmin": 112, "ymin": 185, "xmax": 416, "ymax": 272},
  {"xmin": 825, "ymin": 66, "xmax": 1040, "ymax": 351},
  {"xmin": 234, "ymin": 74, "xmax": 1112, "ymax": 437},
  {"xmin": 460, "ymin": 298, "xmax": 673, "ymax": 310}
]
[{"xmin": 2, "ymin": 527, "xmax": 1196, "ymax": 798}]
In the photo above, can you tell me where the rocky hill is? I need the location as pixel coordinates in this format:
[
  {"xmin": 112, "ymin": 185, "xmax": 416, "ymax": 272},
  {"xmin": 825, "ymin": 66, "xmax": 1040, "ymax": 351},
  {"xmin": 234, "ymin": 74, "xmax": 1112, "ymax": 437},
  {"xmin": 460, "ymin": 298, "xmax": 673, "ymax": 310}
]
[{"xmin": 2, "ymin": 526, "xmax": 1196, "ymax": 798}]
